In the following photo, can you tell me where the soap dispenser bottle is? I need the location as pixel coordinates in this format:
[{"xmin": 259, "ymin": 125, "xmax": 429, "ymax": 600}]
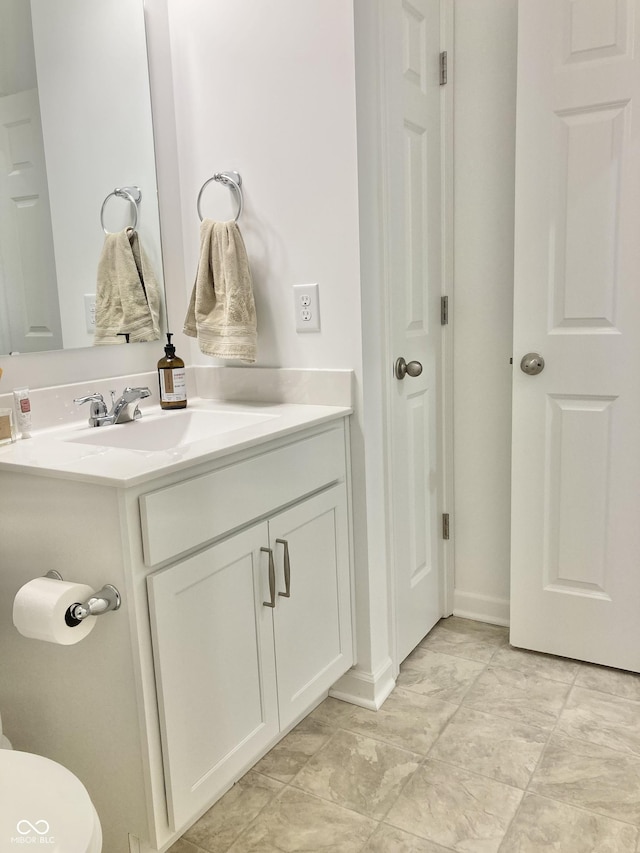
[{"xmin": 158, "ymin": 333, "xmax": 187, "ymax": 409}]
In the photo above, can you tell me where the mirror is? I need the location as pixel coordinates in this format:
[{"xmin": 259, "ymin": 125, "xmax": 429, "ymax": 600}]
[{"xmin": 0, "ymin": 0, "xmax": 164, "ymax": 355}]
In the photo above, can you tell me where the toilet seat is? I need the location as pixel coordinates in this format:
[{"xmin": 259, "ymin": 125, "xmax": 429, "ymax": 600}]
[{"xmin": 0, "ymin": 750, "xmax": 102, "ymax": 852}]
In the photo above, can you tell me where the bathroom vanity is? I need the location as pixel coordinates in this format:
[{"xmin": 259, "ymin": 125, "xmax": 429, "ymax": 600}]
[{"xmin": 0, "ymin": 398, "xmax": 353, "ymax": 852}]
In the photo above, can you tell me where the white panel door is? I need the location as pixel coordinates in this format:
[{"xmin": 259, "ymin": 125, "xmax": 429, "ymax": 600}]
[
  {"xmin": 270, "ymin": 485, "xmax": 353, "ymax": 730},
  {"xmin": 511, "ymin": 0, "xmax": 640, "ymax": 671},
  {"xmin": 0, "ymin": 88, "xmax": 62, "ymax": 353},
  {"xmin": 147, "ymin": 524, "xmax": 279, "ymax": 832},
  {"xmin": 386, "ymin": 0, "xmax": 443, "ymax": 662}
]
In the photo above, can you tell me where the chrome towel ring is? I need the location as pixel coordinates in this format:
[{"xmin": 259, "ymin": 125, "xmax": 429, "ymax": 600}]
[
  {"xmin": 197, "ymin": 171, "xmax": 243, "ymax": 222},
  {"xmin": 100, "ymin": 186, "xmax": 142, "ymax": 235}
]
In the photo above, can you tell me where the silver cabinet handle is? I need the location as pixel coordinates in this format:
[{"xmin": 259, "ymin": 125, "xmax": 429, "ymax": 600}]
[
  {"xmin": 261, "ymin": 547, "xmax": 276, "ymax": 608},
  {"xmin": 276, "ymin": 539, "xmax": 291, "ymax": 598}
]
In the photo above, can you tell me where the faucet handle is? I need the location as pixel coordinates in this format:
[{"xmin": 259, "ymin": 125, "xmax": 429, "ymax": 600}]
[
  {"xmin": 73, "ymin": 393, "xmax": 108, "ymax": 427},
  {"xmin": 73, "ymin": 392, "xmax": 105, "ymax": 407},
  {"xmin": 131, "ymin": 386, "xmax": 151, "ymax": 397},
  {"xmin": 119, "ymin": 386, "xmax": 152, "ymax": 403}
]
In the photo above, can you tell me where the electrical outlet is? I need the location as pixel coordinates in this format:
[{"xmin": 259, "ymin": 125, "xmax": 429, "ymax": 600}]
[
  {"xmin": 84, "ymin": 294, "xmax": 97, "ymax": 334},
  {"xmin": 293, "ymin": 283, "xmax": 320, "ymax": 332}
]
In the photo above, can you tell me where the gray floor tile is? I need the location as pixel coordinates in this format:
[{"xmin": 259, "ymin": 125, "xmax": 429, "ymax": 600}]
[
  {"xmin": 558, "ymin": 686, "xmax": 640, "ymax": 756},
  {"xmin": 253, "ymin": 716, "xmax": 333, "ymax": 783},
  {"xmin": 342, "ymin": 686, "xmax": 457, "ymax": 754},
  {"xmin": 491, "ymin": 645, "xmax": 579, "ymax": 684},
  {"xmin": 307, "ymin": 696, "xmax": 354, "ymax": 729},
  {"xmin": 430, "ymin": 706, "xmax": 547, "ymax": 789},
  {"xmin": 292, "ymin": 729, "xmax": 421, "ymax": 820},
  {"xmin": 529, "ymin": 732, "xmax": 640, "ymax": 824},
  {"xmin": 398, "ymin": 648, "xmax": 485, "ymax": 703},
  {"xmin": 417, "ymin": 622, "xmax": 504, "ymax": 663},
  {"xmin": 168, "ymin": 840, "xmax": 206, "ymax": 853},
  {"xmin": 575, "ymin": 663, "xmax": 640, "ymax": 702},
  {"xmin": 183, "ymin": 771, "xmax": 283, "ymax": 853},
  {"xmin": 437, "ymin": 616, "xmax": 509, "ymax": 644},
  {"xmin": 500, "ymin": 793, "xmax": 638, "ymax": 852},
  {"xmin": 386, "ymin": 759, "xmax": 522, "ymax": 852},
  {"xmin": 365, "ymin": 824, "xmax": 453, "ymax": 852},
  {"xmin": 463, "ymin": 666, "xmax": 571, "ymax": 730},
  {"xmin": 226, "ymin": 787, "xmax": 376, "ymax": 852}
]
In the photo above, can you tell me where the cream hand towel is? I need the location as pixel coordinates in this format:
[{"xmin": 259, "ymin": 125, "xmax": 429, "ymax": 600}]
[
  {"xmin": 94, "ymin": 228, "xmax": 161, "ymax": 345},
  {"xmin": 183, "ymin": 220, "xmax": 257, "ymax": 362}
]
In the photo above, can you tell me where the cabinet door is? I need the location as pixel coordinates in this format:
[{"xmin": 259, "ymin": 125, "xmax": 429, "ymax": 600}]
[
  {"xmin": 147, "ymin": 523, "xmax": 279, "ymax": 832},
  {"xmin": 270, "ymin": 484, "xmax": 353, "ymax": 729}
]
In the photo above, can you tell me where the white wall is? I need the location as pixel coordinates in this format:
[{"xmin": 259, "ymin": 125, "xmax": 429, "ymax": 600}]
[
  {"xmin": 453, "ymin": 0, "xmax": 518, "ymax": 625},
  {"xmin": 165, "ymin": 0, "xmax": 363, "ymax": 374}
]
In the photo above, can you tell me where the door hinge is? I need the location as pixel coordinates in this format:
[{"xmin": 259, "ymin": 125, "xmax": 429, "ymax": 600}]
[
  {"xmin": 442, "ymin": 513, "xmax": 450, "ymax": 540},
  {"xmin": 441, "ymin": 295, "xmax": 449, "ymax": 325},
  {"xmin": 439, "ymin": 51, "xmax": 448, "ymax": 86}
]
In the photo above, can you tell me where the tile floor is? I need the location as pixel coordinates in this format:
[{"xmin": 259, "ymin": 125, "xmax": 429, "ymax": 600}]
[{"xmin": 169, "ymin": 616, "xmax": 640, "ymax": 852}]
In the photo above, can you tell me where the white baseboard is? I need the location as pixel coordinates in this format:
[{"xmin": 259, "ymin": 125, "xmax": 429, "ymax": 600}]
[
  {"xmin": 329, "ymin": 658, "xmax": 396, "ymax": 710},
  {"xmin": 453, "ymin": 590, "xmax": 510, "ymax": 627}
]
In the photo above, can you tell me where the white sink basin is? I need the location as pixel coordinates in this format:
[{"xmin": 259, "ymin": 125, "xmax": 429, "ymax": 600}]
[{"xmin": 64, "ymin": 408, "xmax": 276, "ymax": 452}]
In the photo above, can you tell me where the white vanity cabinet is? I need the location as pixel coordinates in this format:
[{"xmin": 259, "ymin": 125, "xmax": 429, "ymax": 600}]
[
  {"xmin": 135, "ymin": 418, "xmax": 354, "ymax": 845},
  {"xmin": 147, "ymin": 484, "xmax": 351, "ymax": 831},
  {"xmin": 0, "ymin": 410, "xmax": 353, "ymax": 853}
]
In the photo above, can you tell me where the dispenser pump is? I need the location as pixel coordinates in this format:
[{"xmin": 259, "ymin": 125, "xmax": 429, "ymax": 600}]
[{"xmin": 164, "ymin": 333, "xmax": 176, "ymax": 358}]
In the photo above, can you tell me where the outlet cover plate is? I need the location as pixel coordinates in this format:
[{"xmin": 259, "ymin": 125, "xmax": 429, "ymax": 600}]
[
  {"xmin": 84, "ymin": 294, "xmax": 97, "ymax": 334},
  {"xmin": 293, "ymin": 283, "xmax": 320, "ymax": 332}
]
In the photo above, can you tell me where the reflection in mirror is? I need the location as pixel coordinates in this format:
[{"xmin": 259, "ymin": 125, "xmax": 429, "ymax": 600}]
[{"xmin": 0, "ymin": 0, "xmax": 164, "ymax": 356}]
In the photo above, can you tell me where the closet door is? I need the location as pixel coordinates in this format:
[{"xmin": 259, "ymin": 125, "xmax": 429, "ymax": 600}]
[
  {"xmin": 386, "ymin": 0, "xmax": 444, "ymax": 663},
  {"xmin": 147, "ymin": 523, "xmax": 279, "ymax": 831},
  {"xmin": 511, "ymin": 0, "xmax": 640, "ymax": 670}
]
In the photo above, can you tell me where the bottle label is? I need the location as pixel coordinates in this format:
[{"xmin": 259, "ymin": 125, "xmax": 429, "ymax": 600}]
[{"xmin": 159, "ymin": 368, "xmax": 187, "ymax": 402}]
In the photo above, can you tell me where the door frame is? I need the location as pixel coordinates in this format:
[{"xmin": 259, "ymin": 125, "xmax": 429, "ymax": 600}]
[
  {"xmin": 439, "ymin": 0, "xmax": 455, "ymax": 628},
  {"xmin": 356, "ymin": 0, "xmax": 455, "ymax": 674}
]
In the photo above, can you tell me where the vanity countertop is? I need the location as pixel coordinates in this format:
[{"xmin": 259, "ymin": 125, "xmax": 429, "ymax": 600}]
[{"xmin": 0, "ymin": 399, "xmax": 351, "ymax": 487}]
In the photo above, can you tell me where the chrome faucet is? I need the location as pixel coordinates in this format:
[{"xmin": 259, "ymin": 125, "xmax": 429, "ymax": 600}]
[{"xmin": 74, "ymin": 386, "xmax": 151, "ymax": 427}]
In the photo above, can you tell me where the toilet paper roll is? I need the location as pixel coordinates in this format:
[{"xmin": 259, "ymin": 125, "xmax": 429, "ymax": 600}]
[{"xmin": 13, "ymin": 578, "xmax": 97, "ymax": 645}]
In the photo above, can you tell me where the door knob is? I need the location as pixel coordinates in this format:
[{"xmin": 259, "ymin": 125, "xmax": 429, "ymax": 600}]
[
  {"xmin": 520, "ymin": 353, "xmax": 545, "ymax": 375},
  {"xmin": 395, "ymin": 357, "xmax": 423, "ymax": 380}
]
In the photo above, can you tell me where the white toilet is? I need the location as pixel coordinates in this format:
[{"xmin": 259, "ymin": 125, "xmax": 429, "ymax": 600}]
[{"xmin": 0, "ymin": 714, "xmax": 102, "ymax": 852}]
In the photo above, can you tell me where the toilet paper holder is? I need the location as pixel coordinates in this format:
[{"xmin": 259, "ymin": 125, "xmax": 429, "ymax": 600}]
[{"xmin": 45, "ymin": 571, "xmax": 121, "ymax": 623}]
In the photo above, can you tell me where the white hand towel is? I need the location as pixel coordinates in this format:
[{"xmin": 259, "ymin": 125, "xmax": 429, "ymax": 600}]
[
  {"xmin": 183, "ymin": 220, "xmax": 257, "ymax": 362},
  {"xmin": 94, "ymin": 228, "xmax": 161, "ymax": 345}
]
